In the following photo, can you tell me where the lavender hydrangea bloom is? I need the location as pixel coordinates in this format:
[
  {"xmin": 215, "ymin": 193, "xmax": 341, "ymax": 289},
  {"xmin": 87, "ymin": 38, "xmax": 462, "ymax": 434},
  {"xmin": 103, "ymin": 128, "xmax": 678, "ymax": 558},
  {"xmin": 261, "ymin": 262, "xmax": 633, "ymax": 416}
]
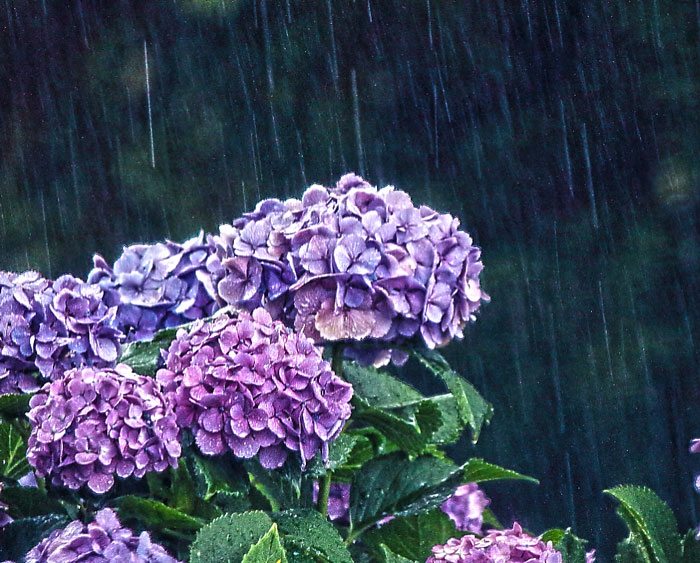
[
  {"xmin": 426, "ymin": 523, "xmax": 563, "ymax": 562},
  {"xmin": 156, "ymin": 309, "xmax": 353, "ymax": 469},
  {"xmin": 27, "ymin": 365, "xmax": 181, "ymax": 494},
  {"xmin": 24, "ymin": 507, "xmax": 180, "ymax": 562},
  {"xmin": 88, "ymin": 232, "xmax": 217, "ymax": 342},
  {"xmin": 0, "ymin": 271, "xmax": 123, "ymax": 393},
  {"xmin": 439, "ymin": 483, "xmax": 490, "ymax": 534},
  {"xmin": 208, "ymin": 174, "xmax": 488, "ymax": 363}
]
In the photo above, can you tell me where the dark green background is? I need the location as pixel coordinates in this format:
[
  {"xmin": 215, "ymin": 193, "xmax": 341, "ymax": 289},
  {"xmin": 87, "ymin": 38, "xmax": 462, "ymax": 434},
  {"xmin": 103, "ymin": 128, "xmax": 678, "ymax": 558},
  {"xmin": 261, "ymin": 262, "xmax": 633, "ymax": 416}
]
[{"xmin": 2, "ymin": 1, "xmax": 700, "ymax": 557}]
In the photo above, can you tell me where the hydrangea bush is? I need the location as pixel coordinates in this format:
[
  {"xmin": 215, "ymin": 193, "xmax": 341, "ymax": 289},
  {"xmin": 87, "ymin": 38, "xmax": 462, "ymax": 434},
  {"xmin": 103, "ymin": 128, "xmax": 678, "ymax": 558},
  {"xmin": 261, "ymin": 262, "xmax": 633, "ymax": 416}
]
[{"xmin": 0, "ymin": 175, "xmax": 696, "ymax": 562}]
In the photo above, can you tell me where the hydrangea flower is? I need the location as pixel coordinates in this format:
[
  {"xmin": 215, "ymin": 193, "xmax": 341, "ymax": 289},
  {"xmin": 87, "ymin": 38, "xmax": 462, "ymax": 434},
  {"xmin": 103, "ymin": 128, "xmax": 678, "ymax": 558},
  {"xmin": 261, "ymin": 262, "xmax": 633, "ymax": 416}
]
[
  {"xmin": 207, "ymin": 174, "xmax": 488, "ymax": 363},
  {"xmin": 27, "ymin": 364, "xmax": 181, "ymax": 494},
  {"xmin": 88, "ymin": 232, "xmax": 217, "ymax": 342},
  {"xmin": 24, "ymin": 507, "xmax": 180, "ymax": 562},
  {"xmin": 0, "ymin": 271, "xmax": 123, "ymax": 393},
  {"xmin": 427, "ymin": 523, "xmax": 563, "ymax": 562},
  {"xmin": 439, "ymin": 483, "xmax": 490, "ymax": 534},
  {"xmin": 156, "ymin": 309, "xmax": 353, "ymax": 469}
]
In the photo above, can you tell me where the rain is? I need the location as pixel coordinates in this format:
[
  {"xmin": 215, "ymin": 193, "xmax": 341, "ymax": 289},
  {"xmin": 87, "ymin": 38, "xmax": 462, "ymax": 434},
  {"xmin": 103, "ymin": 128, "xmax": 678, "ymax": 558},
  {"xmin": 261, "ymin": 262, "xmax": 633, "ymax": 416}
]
[{"xmin": 1, "ymin": 1, "xmax": 700, "ymax": 558}]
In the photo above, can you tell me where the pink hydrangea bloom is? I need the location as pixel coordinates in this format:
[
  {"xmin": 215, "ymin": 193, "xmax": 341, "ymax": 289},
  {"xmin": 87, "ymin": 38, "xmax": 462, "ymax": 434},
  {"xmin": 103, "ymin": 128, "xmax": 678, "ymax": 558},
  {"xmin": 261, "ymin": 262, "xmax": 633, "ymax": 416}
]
[
  {"xmin": 157, "ymin": 308, "xmax": 352, "ymax": 469},
  {"xmin": 427, "ymin": 523, "xmax": 562, "ymax": 563}
]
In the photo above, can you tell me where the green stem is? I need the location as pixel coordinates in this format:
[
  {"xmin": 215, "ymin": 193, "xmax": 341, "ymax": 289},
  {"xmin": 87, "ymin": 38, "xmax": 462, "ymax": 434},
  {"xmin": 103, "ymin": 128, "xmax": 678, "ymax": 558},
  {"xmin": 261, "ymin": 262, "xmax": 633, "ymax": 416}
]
[
  {"xmin": 317, "ymin": 471, "xmax": 332, "ymax": 518},
  {"xmin": 344, "ymin": 521, "xmax": 374, "ymax": 546},
  {"xmin": 331, "ymin": 343, "xmax": 345, "ymax": 379}
]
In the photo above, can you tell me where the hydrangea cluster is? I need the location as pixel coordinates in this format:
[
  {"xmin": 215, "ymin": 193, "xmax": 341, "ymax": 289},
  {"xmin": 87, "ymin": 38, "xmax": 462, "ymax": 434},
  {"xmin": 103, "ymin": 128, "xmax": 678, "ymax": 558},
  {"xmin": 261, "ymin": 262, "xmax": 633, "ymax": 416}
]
[
  {"xmin": 89, "ymin": 232, "xmax": 217, "ymax": 342},
  {"xmin": 0, "ymin": 271, "xmax": 122, "ymax": 394},
  {"xmin": 156, "ymin": 308, "xmax": 353, "ymax": 469},
  {"xmin": 24, "ymin": 507, "xmax": 179, "ymax": 562},
  {"xmin": 427, "ymin": 523, "xmax": 563, "ymax": 562},
  {"xmin": 207, "ymin": 174, "xmax": 488, "ymax": 359},
  {"xmin": 27, "ymin": 364, "xmax": 181, "ymax": 494},
  {"xmin": 440, "ymin": 483, "xmax": 491, "ymax": 534}
]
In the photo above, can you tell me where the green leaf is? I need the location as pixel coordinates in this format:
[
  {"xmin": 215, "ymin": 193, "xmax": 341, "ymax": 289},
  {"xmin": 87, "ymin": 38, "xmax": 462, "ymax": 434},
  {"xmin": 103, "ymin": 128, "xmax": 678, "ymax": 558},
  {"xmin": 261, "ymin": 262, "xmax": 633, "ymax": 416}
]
[
  {"xmin": 0, "ymin": 421, "xmax": 31, "ymax": 479},
  {"xmin": 332, "ymin": 434, "xmax": 375, "ymax": 482},
  {"xmin": 114, "ymin": 495, "xmax": 204, "ymax": 532},
  {"xmin": 242, "ymin": 523, "xmax": 288, "ymax": 563},
  {"xmin": 681, "ymin": 529, "xmax": 700, "ymax": 562},
  {"xmin": 349, "ymin": 452, "xmax": 462, "ymax": 532},
  {"xmin": 343, "ymin": 362, "xmax": 465, "ymax": 446},
  {"xmin": 605, "ymin": 485, "xmax": 682, "ymax": 562},
  {"xmin": 363, "ymin": 509, "xmax": 459, "ymax": 561},
  {"xmin": 0, "ymin": 392, "xmax": 33, "ymax": 418},
  {"xmin": 481, "ymin": 508, "xmax": 503, "ymax": 530},
  {"xmin": 0, "ymin": 513, "xmax": 71, "ymax": 562},
  {"xmin": 192, "ymin": 453, "xmax": 250, "ymax": 501},
  {"xmin": 0, "ymin": 485, "xmax": 65, "ymax": 519},
  {"xmin": 306, "ymin": 435, "xmax": 358, "ymax": 478},
  {"xmin": 351, "ymin": 396, "xmax": 441, "ymax": 456},
  {"xmin": 190, "ymin": 511, "xmax": 273, "ymax": 563},
  {"xmin": 119, "ymin": 326, "xmax": 179, "ymax": 375},
  {"xmin": 380, "ymin": 544, "xmax": 418, "ymax": 563},
  {"xmin": 245, "ymin": 457, "xmax": 307, "ymax": 512},
  {"xmin": 462, "ymin": 458, "xmax": 538, "ymax": 484},
  {"xmin": 549, "ymin": 528, "xmax": 590, "ymax": 563},
  {"xmin": 616, "ymin": 537, "xmax": 651, "ymax": 563},
  {"xmin": 146, "ymin": 458, "xmax": 199, "ymax": 514},
  {"xmin": 411, "ymin": 349, "xmax": 493, "ymax": 442},
  {"xmin": 272, "ymin": 509, "xmax": 353, "ymax": 563},
  {"xmin": 343, "ymin": 362, "xmax": 423, "ymax": 406}
]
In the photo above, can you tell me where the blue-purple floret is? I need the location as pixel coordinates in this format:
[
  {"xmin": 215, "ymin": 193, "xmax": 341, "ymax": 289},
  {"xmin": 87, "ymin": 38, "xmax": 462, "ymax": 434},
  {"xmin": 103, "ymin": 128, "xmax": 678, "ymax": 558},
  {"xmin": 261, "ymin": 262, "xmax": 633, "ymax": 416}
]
[
  {"xmin": 25, "ymin": 507, "xmax": 180, "ymax": 562},
  {"xmin": 156, "ymin": 308, "xmax": 353, "ymax": 469},
  {"xmin": 207, "ymin": 174, "xmax": 488, "ymax": 362},
  {"xmin": 0, "ymin": 271, "xmax": 123, "ymax": 394},
  {"xmin": 27, "ymin": 364, "xmax": 181, "ymax": 494},
  {"xmin": 88, "ymin": 232, "xmax": 217, "ymax": 342}
]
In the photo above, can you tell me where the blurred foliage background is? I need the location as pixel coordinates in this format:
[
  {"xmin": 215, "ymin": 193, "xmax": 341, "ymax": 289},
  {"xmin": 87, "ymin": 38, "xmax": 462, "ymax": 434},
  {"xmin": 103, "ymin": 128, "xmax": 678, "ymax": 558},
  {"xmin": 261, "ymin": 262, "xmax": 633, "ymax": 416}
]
[{"xmin": 2, "ymin": 0, "xmax": 700, "ymax": 557}]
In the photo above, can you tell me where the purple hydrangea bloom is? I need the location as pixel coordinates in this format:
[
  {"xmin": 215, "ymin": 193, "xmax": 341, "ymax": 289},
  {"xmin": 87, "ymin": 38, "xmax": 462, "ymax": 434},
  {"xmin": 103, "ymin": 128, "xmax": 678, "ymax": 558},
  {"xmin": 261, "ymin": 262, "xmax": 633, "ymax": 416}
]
[
  {"xmin": 312, "ymin": 481, "xmax": 351, "ymax": 524},
  {"xmin": 0, "ymin": 482, "xmax": 12, "ymax": 529},
  {"xmin": 88, "ymin": 232, "xmax": 217, "ymax": 342},
  {"xmin": 156, "ymin": 309, "xmax": 353, "ymax": 469},
  {"xmin": 208, "ymin": 174, "xmax": 488, "ymax": 364},
  {"xmin": 426, "ymin": 523, "xmax": 563, "ymax": 562},
  {"xmin": 439, "ymin": 483, "xmax": 490, "ymax": 534},
  {"xmin": 27, "ymin": 365, "xmax": 181, "ymax": 494},
  {"xmin": 0, "ymin": 271, "xmax": 123, "ymax": 393},
  {"xmin": 24, "ymin": 507, "xmax": 180, "ymax": 562}
]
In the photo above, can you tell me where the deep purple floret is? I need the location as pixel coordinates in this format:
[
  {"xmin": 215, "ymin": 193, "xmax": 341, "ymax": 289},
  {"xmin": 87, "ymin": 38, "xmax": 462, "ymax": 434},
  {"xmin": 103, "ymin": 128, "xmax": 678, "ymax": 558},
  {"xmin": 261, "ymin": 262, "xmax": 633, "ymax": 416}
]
[
  {"xmin": 26, "ymin": 365, "xmax": 181, "ymax": 494},
  {"xmin": 156, "ymin": 308, "xmax": 353, "ymax": 469},
  {"xmin": 207, "ymin": 174, "xmax": 488, "ymax": 365},
  {"xmin": 24, "ymin": 507, "xmax": 180, "ymax": 562},
  {"xmin": 426, "ymin": 523, "xmax": 563, "ymax": 562}
]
